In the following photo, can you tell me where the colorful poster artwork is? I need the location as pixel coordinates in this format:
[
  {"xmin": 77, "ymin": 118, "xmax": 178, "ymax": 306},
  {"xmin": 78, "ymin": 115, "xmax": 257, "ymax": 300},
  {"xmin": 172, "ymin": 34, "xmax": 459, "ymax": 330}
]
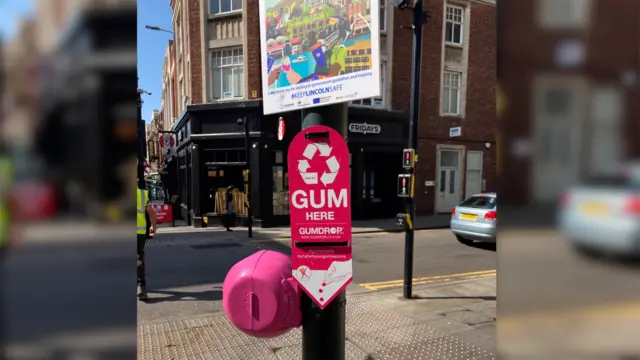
[{"xmin": 259, "ymin": 0, "xmax": 380, "ymax": 115}]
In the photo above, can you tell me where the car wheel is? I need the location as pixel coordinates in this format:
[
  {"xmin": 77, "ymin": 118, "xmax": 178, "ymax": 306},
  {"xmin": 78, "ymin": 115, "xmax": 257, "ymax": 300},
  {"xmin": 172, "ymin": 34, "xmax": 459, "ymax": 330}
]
[{"xmin": 455, "ymin": 235, "xmax": 474, "ymax": 246}]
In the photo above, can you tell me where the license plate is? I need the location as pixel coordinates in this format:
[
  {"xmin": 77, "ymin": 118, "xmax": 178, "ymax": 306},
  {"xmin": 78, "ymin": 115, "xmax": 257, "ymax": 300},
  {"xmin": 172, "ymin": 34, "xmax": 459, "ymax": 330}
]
[
  {"xmin": 460, "ymin": 213, "xmax": 478, "ymax": 221},
  {"xmin": 580, "ymin": 202, "xmax": 609, "ymax": 215}
]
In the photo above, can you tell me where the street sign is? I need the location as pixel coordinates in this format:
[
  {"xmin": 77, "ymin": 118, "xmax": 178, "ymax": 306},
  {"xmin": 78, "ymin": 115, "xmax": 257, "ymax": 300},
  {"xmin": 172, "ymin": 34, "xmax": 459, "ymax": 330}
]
[
  {"xmin": 397, "ymin": 174, "xmax": 413, "ymax": 198},
  {"xmin": 277, "ymin": 117, "xmax": 285, "ymax": 141},
  {"xmin": 402, "ymin": 149, "xmax": 415, "ymax": 169},
  {"xmin": 148, "ymin": 140, "xmax": 156, "ymax": 160},
  {"xmin": 288, "ymin": 125, "xmax": 352, "ymax": 309},
  {"xmin": 151, "ymin": 203, "xmax": 173, "ymax": 224}
]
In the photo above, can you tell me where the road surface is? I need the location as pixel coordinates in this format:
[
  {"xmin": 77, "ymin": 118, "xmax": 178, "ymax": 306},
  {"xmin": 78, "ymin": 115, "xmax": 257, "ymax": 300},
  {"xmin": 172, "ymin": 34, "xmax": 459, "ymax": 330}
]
[
  {"xmin": 136, "ymin": 228, "xmax": 496, "ymax": 323},
  {"xmin": 1, "ymin": 224, "xmax": 497, "ymax": 358}
]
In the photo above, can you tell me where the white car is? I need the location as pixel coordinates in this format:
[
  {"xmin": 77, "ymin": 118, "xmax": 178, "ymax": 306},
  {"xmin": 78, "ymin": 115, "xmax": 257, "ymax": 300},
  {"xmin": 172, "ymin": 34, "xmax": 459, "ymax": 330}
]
[{"xmin": 557, "ymin": 163, "xmax": 640, "ymax": 259}]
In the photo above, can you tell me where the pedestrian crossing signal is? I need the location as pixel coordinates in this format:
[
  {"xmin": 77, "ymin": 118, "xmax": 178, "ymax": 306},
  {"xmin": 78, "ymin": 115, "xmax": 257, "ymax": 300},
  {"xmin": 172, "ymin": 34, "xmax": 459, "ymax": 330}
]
[
  {"xmin": 397, "ymin": 174, "xmax": 413, "ymax": 198},
  {"xmin": 402, "ymin": 149, "xmax": 415, "ymax": 169}
]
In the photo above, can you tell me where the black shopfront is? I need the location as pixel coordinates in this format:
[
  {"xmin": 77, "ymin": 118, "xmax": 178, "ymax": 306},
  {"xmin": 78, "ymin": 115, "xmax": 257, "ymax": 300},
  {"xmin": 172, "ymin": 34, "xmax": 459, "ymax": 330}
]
[
  {"xmin": 167, "ymin": 101, "xmax": 408, "ymax": 227},
  {"xmin": 34, "ymin": 7, "xmax": 137, "ymax": 216}
]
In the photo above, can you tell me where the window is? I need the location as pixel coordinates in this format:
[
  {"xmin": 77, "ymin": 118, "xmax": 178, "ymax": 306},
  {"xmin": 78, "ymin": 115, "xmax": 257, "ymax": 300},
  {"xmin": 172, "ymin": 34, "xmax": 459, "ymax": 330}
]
[
  {"xmin": 170, "ymin": 79, "xmax": 176, "ymax": 118},
  {"xmin": 183, "ymin": 11, "xmax": 189, "ymax": 56},
  {"xmin": 444, "ymin": 5, "xmax": 464, "ymax": 45},
  {"xmin": 176, "ymin": 19, "xmax": 182, "ymax": 57},
  {"xmin": 211, "ymin": 48, "xmax": 244, "ymax": 100},
  {"xmin": 442, "ymin": 71, "xmax": 461, "ymax": 115},
  {"xmin": 178, "ymin": 79, "xmax": 183, "ymax": 113},
  {"xmin": 440, "ymin": 150, "xmax": 459, "ymax": 167},
  {"xmin": 272, "ymin": 151, "xmax": 289, "ymax": 215},
  {"xmin": 459, "ymin": 195, "xmax": 496, "ymax": 209},
  {"xmin": 588, "ymin": 87, "xmax": 623, "ymax": 175},
  {"xmin": 351, "ymin": 61, "xmax": 386, "ymax": 107},
  {"xmin": 210, "ymin": 0, "xmax": 242, "ymax": 15},
  {"xmin": 465, "ymin": 151, "xmax": 483, "ymax": 197},
  {"xmin": 186, "ymin": 60, "xmax": 191, "ymax": 104},
  {"xmin": 539, "ymin": 86, "xmax": 573, "ymax": 164},
  {"xmin": 537, "ymin": 0, "xmax": 591, "ymax": 29},
  {"xmin": 379, "ymin": 0, "xmax": 387, "ymax": 32}
]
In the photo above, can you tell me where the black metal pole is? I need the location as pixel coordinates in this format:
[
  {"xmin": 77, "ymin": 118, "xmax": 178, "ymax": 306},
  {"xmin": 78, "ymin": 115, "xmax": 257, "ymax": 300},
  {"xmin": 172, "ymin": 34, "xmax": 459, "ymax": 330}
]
[
  {"xmin": 157, "ymin": 130, "xmax": 178, "ymax": 226},
  {"xmin": 403, "ymin": 0, "xmax": 425, "ymax": 300},
  {"xmin": 244, "ymin": 117, "xmax": 253, "ymax": 238},
  {"xmin": 137, "ymin": 91, "xmax": 146, "ymax": 190},
  {"xmin": 300, "ymin": 104, "xmax": 347, "ymax": 360}
]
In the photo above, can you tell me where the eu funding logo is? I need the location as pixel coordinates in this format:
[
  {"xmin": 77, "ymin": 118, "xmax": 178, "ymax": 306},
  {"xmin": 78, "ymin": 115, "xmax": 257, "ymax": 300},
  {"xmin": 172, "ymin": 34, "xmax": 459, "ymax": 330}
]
[{"xmin": 312, "ymin": 96, "xmax": 331, "ymax": 105}]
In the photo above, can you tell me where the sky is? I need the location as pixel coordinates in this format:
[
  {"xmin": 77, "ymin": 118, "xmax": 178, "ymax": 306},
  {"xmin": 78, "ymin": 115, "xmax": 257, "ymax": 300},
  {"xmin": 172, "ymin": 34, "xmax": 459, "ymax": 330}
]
[
  {"xmin": 0, "ymin": 0, "xmax": 35, "ymax": 39},
  {"xmin": 0, "ymin": 0, "xmax": 171, "ymax": 124},
  {"xmin": 138, "ymin": 0, "xmax": 174, "ymax": 123}
]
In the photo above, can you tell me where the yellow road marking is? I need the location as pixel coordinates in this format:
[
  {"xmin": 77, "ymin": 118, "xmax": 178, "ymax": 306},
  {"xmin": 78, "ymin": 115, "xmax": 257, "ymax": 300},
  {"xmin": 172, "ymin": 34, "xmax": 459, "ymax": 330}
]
[
  {"xmin": 359, "ymin": 269, "xmax": 496, "ymax": 291},
  {"xmin": 499, "ymin": 300, "xmax": 640, "ymax": 330}
]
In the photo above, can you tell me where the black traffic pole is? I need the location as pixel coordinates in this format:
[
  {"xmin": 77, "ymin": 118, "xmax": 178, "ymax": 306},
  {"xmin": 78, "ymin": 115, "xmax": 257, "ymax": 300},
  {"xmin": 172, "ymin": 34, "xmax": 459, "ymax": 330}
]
[
  {"xmin": 300, "ymin": 104, "xmax": 348, "ymax": 360},
  {"xmin": 137, "ymin": 89, "xmax": 146, "ymax": 190},
  {"xmin": 158, "ymin": 130, "xmax": 178, "ymax": 226},
  {"xmin": 402, "ymin": 0, "xmax": 427, "ymax": 300},
  {"xmin": 239, "ymin": 117, "xmax": 253, "ymax": 238}
]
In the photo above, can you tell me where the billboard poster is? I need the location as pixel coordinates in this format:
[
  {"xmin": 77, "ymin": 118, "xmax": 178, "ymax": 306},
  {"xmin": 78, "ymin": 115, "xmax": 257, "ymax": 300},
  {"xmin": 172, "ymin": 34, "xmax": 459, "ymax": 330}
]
[{"xmin": 259, "ymin": 0, "xmax": 380, "ymax": 115}]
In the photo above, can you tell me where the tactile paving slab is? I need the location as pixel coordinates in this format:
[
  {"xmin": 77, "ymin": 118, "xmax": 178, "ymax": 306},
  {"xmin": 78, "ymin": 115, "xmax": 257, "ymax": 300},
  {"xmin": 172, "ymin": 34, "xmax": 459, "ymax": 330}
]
[{"xmin": 138, "ymin": 295, "xmax": 496, "ymax": 360}]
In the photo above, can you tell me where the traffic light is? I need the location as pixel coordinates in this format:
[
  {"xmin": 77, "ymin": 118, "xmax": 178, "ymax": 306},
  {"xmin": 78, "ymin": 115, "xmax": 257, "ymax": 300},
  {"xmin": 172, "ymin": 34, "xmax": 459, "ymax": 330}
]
[
  {"xmin": 402, "ymin": 149, "xmax": 415, "ymax": 169},
  {"xmin": 397, "ymin": 174, "xmax": 413, "ymax": 198}
]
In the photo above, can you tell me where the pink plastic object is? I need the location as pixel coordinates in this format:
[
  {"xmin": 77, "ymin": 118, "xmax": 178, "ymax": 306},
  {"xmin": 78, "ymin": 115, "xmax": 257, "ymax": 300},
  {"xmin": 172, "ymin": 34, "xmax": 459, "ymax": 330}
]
[{"xmin": 223, "ymin": 250, "xmax": 301, "ymax": 338}]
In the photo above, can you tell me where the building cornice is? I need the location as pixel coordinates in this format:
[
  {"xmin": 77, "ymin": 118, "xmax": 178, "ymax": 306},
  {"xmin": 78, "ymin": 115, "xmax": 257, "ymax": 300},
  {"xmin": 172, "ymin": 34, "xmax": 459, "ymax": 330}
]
[{"xmin": 471, "ymin": 0, "xmax": 495, "ymax": 6}]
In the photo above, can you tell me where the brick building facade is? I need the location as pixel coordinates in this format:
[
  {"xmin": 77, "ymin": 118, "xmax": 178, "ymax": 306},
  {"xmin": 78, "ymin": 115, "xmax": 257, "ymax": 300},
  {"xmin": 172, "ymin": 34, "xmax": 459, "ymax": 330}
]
[
  {"xmin": 164, "ymin": 0, "xmax": 497, "ymax": 225},
  {"xmin": 499, "ymin": 0, "xmax": 640, "ymax": 205},
  {"xmin": 393, "ymin": 0, "xmax": 497, "ymax": 214}
]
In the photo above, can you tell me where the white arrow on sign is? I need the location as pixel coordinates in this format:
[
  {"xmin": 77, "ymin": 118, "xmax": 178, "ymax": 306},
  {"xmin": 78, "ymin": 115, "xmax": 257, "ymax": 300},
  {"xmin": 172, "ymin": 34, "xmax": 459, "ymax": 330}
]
[
  {"xmin": 303, "ymin": 144, "xmax": 318, "ymax": 159},
  {"xmin": 320, "ymin": 172, "xmax": 338, "ymax": 186},
  {"xmin": 315, "ymin": 143, "xmax": 332, "ymax": 156},
  {"xmin": 325, "ymin": 156, "xmax": 339, "ymax": 173},
  {"xmin": 299, "ymin": 142, "xmax": 340, "ymax": 186},
  {"xmin": 301, "ymin": 172, "xmax": 319, "ymax": 184},
  {"xmin": 298, "ymin": 160, "xmax": 311, "ymax": 173}
]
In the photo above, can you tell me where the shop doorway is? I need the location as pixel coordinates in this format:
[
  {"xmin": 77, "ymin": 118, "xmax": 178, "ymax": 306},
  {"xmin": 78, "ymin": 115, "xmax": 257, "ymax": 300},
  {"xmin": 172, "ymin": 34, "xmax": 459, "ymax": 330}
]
[
  {"xmin": 362, "ymin": 151, "xmax": 402, "ymax": 219},
  {"xmin": 202, "ymin": 165, "xmax": 244, "ymax": 214},
  {"xmin": 436, "ymin": 148, "xmax": 462, "ymax": 213},
  {"xmin": 532, "ymin": 76, "xmax": 585, "ymax": 201}
]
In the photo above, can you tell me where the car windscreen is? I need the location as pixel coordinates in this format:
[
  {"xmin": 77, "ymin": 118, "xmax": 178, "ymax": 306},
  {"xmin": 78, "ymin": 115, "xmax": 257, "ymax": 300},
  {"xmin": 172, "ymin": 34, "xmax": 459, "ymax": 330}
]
[
  {"xmin": 583, "ymin": 174, "xmax": 640, "ymax": 190},
  {"xmin": 459, "ymin": 196, "xmax": 496, "ymax": 209}
]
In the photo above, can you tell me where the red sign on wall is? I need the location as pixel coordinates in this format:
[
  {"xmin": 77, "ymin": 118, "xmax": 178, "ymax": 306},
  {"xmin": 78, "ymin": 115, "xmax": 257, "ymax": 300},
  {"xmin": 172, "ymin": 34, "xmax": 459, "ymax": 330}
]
[
  {"xmin": 277, "ymin": 117, "xmax": 285, "ymax": 141},
  {"xmin": 151, "ymin": 203, "xmax": 173, "ymax": 224},
  {"xmin": 288, "ymin": 125, "xmax": 352, "ymax": 309}
]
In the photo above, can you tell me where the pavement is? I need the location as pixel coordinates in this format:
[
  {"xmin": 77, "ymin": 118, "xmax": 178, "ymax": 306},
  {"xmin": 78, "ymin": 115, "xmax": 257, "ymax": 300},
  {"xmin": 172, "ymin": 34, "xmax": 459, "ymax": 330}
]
[
  {"xmin": 136, "ymin": 227, "xmax": 496, "ymax": 359},
  {"xmin": 4, "ymin": 209, "xmax": 638, "ymax": 359},
  {"xmin": 138, "ymin": 277, "xmax": 497, "ymax": 360},
  {"xmin": 497, "ymin": 228, "xmax": 640, "ymax": 359},
  {"xmin": 3, "ymin": 223, "xmax": 137, "ymax": 360}
]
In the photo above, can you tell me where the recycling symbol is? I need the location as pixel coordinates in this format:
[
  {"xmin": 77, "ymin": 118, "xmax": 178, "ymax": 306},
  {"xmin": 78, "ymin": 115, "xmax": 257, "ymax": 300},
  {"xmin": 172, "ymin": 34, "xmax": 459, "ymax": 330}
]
[{"xmin": 297, "ymin": 142, "xmax": 340, "ymax": 186}]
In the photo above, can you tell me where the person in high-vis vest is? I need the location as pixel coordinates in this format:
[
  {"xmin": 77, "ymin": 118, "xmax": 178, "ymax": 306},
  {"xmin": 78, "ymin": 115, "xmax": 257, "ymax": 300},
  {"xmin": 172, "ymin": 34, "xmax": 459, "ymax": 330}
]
[
  {"xmin": 0, "ymin": 154, "xmax": 13, "ymax": 257},
  {"xmin": 137, "ymin": 186, "xmax": 156, "ymax": 301}
]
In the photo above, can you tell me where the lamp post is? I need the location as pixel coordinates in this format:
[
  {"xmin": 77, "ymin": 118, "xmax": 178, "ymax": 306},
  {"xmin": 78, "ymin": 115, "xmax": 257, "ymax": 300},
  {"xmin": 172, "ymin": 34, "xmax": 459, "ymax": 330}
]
[
  {"xmin": 144, "ymin": 25, "xmax": 174, "ymax": 34},
  {"xmin": 390, "ymin": 0, "xmax": 429, "ymax": 299},
  {"xmin": 237, "ymin": 117, "xmax": 253, "ymax": 238},
  {"xmin": 137, "ymin": 87, "xmax": 152, "ymax": 190}
]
